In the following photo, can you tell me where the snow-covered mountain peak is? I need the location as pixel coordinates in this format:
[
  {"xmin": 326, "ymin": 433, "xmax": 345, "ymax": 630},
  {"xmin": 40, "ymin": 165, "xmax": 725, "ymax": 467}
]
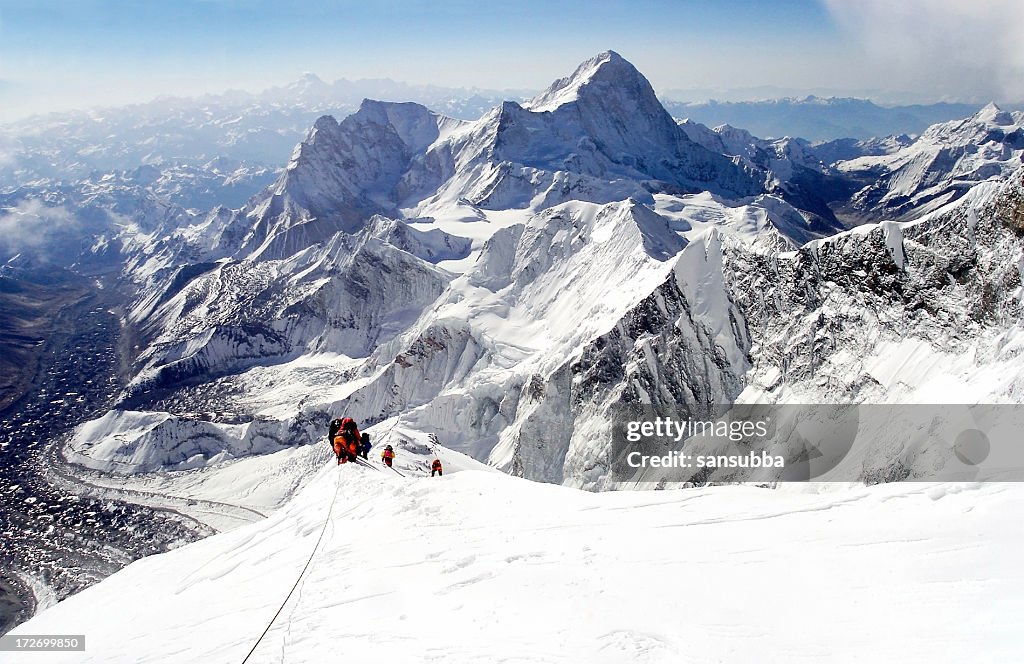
[
  {"xmin": 423, "ymin": 51, "xmax": 763, "ymax": 203},
  {"xmin": 285, "ymin": 102, "xmax": 452, "ymax": 211},
  {"xmin": 975, "ymin": 101, "xmax": 1015, "ymax": 127},
  {"xmin": 836, "ymin": 101, "xmax": 1024, "ymax": 219},
  {"xmin": 309, "ymin": 113, "xmax": 339, "ymax": 134},
  {"xmin": 287, "ymin": 114, "xmax": 344, "ymax": 168},
  {"xmin": 524, "ymin": 50, "xmax": 658, "ymax": 115},
  {"xmin": 920, "ymin": 102, "xmax": 1023, "ymax": 145},
  {"xmin": 352, "ymin": 98, "xmax": 460, "ymax": 154}
]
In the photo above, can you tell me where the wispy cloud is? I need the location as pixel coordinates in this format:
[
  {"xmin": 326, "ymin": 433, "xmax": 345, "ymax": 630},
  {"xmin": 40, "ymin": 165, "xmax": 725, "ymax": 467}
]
[
  {"xmin": 0, "ymin": 200, "xmax": 78, "ymax": 256},
  {"xmin": 824, "ymin": 0, "xmax": 1024, "ymax": 103},
  {"xmin": 0, "ymin": 144, "xmax": 16, "ymax": 169}
]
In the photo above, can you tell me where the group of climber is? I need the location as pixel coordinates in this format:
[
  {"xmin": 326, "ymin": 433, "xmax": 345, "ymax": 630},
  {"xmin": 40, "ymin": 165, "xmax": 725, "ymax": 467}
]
[
  {"xmin": 329, "ymin": 416, "xmax": 442, "ymax": 475},
  {"xmin": 329, "ymin": 417, "xmax": 371, "ymax": 464}
]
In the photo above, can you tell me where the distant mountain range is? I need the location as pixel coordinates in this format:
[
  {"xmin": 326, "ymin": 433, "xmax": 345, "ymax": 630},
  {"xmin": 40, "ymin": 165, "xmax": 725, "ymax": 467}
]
[{"xmin": 661, "ymin": 96, "xmax": 1012, "ymax": 142}]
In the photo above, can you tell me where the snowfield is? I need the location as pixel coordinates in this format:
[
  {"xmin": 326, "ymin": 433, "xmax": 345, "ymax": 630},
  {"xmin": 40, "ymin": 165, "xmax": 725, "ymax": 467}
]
[{"xmin": 12, "ymin": 447, "xmax": 1024, "ymax": 663}]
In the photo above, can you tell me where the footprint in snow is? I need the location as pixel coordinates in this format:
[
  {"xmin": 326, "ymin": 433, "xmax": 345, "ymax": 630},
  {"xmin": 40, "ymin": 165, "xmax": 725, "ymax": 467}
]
[{"xmin": 442, "ymin": 554, "xmax": 477, "ymax": 573}]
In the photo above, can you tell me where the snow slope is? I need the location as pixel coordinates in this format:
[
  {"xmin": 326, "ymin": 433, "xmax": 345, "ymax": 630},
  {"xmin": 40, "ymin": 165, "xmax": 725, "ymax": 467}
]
[{"xmin": 12, "ymin": 457, "xmax": 1024, "ymax": 663}]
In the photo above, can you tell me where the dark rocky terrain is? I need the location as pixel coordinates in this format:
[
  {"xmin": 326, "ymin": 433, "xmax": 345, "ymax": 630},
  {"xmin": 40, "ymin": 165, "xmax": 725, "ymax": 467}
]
[{"xmin": 0, "ymin": 276, "xmax": 198, "ymax": 634}]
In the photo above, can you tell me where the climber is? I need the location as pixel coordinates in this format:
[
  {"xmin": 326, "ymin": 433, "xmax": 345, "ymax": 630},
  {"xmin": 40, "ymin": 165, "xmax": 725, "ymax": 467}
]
[
  {"xmin": 328, "ymin": 417, "xmax": 344, "ymax": 441},
  {"xmin": 332, "ymin": 436, "xmax": 345, "ymax": 464},
  {"xmin": 381, "ymin": 444, "xmax": 395, "ymax": 468},
  {"xmin": 431, "ymin": 458, "xmax": 443, "ymax": 477},
  {"xmin": 328, "ymin": 416, "xmax": 343, "ymax": 462},
  {"xmin": 360, "ymin": 432, "xmax": 371, "ymax": 459},
  {"xmin": 333, "ymin": 417, "xmax": 361, "ymax": 465}
]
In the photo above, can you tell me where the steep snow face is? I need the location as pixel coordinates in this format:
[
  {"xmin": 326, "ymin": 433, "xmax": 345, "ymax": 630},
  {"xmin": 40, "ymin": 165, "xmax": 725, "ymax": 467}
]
[
  {"xmin": 121, "ymin": 225, "xmax": 456, "ymax": 407},
  {"xmin": 314, "ymin": 173, "xmax": 1024, "ymax": 489},
  {"xmin": 839, "ymin": 103, "xmax": 1024, "ymax": 219},
  {"xmin": 12, "ymin": 461, "xmax": 1024, "ymax": 663},
  {"xmin": 494, "ymin": 230, "xmax": 751, "ymax": 484},
  {"xmin": 526, "ymin": 50, "xmax": 639, "ymax": 112},
  {"xmin": 521, "ymin": 51, "xmax": 708, "ymax": 178},
  {"xmin": 286, "ymin": 194, "xmax": 830, "ymax": 485},
  {"xmin": 308, "ymin": 200, "xmax": 694, "ymax": 444}
]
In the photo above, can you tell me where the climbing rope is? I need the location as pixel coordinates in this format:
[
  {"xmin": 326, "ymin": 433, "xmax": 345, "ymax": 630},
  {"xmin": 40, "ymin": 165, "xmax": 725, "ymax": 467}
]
[
  {"xmin": 354, "ymin": 456, "xmax": 383, "ymax": 472},
  {"xmin": 240, "ymin": 463, "xmax": 342, "ymax": 664},
  {"xmin": 240, "ymin": 417, "xmax": 411, "ymax": 661}
]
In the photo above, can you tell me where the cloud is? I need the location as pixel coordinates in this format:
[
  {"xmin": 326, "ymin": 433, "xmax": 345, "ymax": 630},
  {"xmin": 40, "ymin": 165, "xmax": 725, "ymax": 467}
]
[
  {"xmin": 0, "ymin": 133, "xmax": 20, "ymax": 168},
  {"xmin": 0, "ymin": 199, "xmax": 79, "ymax": 257},
  {"xmin": 824, "ymin": 0, "xmax": 1024, "ymax": 103}
]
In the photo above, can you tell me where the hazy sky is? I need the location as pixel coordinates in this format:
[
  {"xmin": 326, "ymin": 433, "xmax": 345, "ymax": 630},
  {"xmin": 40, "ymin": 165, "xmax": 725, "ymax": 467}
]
[{"xmin": 0, "ymin": 0, "xmax": 1021, "ymax": 121}]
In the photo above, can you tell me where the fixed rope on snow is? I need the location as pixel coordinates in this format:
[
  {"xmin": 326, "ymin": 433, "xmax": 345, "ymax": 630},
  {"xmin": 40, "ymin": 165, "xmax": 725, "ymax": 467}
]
[
  {"xmin": 240, "ymin": 463, "xmax": 342, "ymax": 664},
  {"xmin": 240, "ymin": 415, "xmax": 422, "ymax": 661}
]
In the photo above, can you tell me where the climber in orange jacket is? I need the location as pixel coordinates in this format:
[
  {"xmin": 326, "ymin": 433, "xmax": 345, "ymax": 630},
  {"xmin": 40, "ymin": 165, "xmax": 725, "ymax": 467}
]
[
  {"xmin": 431, "ymin": 458, "xmax": 443, "ymax": 477},
  {"xmin": 332, "ymin": 417, "xmax": 361, "ymax": 465}
]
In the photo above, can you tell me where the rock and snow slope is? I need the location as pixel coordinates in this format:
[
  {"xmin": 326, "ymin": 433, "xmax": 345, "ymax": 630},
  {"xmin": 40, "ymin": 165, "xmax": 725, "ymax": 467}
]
[
  {"xmin": 67, "ymin": 96, "xmax": 1024, "ymax": 493},
  {"xmin": 838, "ymin": 103, "xmax": 1024, "ymax": 219},
  {"xmin": 45, "ymin": 51, "xmax": 1024, "ymax": 494},
  {"xmin": 12, "ymin": 454, "xmax": 1024, "ymax": 663}
]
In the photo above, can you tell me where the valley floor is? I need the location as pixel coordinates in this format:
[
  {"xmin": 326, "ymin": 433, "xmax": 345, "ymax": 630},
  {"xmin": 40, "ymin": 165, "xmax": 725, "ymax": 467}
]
[{"xmin": 11, "ymin": 446, "xmax": 1023, "ymax": 664}]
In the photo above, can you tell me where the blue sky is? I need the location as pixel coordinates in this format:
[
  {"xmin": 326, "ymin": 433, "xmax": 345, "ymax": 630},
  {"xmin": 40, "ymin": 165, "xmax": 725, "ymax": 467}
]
[{"xmin": 0, "ymin": 0, "xmax": 1020, "ymax": 120}]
